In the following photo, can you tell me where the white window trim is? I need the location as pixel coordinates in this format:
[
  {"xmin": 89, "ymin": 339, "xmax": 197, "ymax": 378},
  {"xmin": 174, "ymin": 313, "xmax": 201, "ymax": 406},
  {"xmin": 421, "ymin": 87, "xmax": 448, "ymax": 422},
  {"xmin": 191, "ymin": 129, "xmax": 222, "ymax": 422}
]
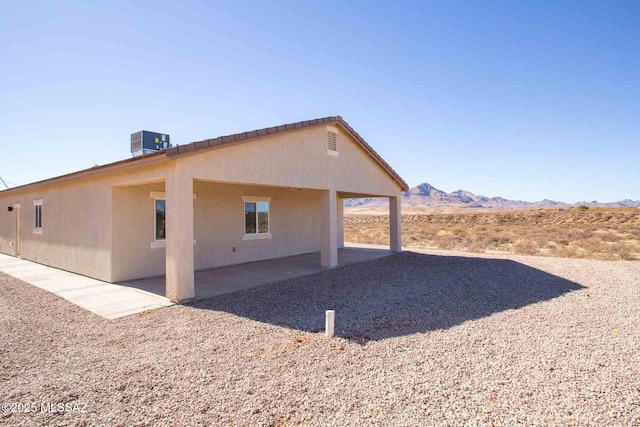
[
  {"xmin": 33, "ymin": 199, "xmax": 43, "ymax": 234},
  {"xmin": 327, "ymin": 149, "xmax": 339, "ymax": 157},
  {"xmin": 242, "ymin": 196, "xmax": 271, "ymax": 240},
  {"xmin": 243, "ymin": 233, "xmax": 271, "ymax": 241},
  {"xmin": 242, "ymin": 196, "xmax": 271, "ymax": 202}
]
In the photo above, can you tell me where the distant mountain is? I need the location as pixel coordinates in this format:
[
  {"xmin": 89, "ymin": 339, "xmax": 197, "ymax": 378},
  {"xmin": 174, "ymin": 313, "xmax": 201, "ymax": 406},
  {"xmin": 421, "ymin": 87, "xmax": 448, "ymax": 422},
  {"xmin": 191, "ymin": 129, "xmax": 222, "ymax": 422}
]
[{"xmin": 344, "ymin": 183, "xmax": 640, "ymax": 214}]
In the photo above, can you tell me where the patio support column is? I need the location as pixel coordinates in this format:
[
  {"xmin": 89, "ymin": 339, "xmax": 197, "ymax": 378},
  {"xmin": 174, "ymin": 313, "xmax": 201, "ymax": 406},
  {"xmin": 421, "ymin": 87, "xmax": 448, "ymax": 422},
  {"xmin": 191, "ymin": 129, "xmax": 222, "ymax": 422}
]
[
  {"xmin": 337, "ymin": 197, "xmax": 344, "ymax": 249},
  {"xmin": 321, "ymin": 189, "xmax": 339, "ymax": 268},
  {"xmin": 165, "ymin": 163, "xmax": 195, "ymax": 302},
  {"xmin": 389, "ymin": 195, "xmax": 402, "ymax": 252}
]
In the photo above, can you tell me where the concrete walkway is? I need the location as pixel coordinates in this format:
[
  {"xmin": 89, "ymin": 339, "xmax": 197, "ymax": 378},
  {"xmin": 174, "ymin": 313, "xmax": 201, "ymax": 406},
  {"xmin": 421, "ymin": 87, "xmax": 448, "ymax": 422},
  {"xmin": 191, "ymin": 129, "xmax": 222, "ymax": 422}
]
[{"xmin": 0, "ymin": 253, "xmax": 173, "ymax": 319}]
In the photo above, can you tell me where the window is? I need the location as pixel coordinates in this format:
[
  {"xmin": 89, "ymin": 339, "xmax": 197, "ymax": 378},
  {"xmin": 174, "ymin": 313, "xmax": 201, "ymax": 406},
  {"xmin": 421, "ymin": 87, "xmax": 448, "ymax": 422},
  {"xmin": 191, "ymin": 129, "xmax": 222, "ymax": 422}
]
[
  {"xmin": 243, "ymin": 197, "xmax": 270, "ymax": 240},
  {"xmin": 33, "ymin": 199, "xmax": 43, "ymax": 233},
  {"xmin": 155, "ymin": 199, "xmax": 166, "ymax": 240}
]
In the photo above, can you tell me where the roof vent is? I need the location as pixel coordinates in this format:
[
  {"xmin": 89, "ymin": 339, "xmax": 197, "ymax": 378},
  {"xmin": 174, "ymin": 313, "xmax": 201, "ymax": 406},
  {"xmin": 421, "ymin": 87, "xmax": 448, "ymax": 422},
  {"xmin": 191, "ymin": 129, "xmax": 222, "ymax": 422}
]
[
  {"xmin": 131, "ymin": 131, "xmax": 172, "ymax": 157},
  {"xmin": 328, "ymin": 131, "xmax": 337, "ymax": 151}
]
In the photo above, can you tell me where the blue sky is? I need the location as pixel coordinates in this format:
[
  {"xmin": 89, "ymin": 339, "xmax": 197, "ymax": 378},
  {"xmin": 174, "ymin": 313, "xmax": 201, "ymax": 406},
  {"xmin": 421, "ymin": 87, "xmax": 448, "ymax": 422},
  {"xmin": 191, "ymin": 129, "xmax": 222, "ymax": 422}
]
[{"xmin": 1, "ymin": 0, "xmax": 638, "ymax": 203}]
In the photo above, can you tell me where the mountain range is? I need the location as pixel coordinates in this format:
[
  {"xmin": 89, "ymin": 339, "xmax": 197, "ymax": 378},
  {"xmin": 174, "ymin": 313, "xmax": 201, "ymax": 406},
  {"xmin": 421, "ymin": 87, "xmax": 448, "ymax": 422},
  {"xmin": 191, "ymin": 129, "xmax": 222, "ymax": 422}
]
[{"xmin": 344, "ymin": 183, "xmax": 640, "ymax": 214}]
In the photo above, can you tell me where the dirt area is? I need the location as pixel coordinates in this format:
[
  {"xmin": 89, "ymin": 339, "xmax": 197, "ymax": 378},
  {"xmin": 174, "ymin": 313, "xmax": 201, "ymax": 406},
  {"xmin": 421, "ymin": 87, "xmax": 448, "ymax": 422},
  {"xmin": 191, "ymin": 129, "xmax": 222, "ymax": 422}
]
[{"xmin": 1, "ymin": 251, "xmax": 639, "ymax": 426}]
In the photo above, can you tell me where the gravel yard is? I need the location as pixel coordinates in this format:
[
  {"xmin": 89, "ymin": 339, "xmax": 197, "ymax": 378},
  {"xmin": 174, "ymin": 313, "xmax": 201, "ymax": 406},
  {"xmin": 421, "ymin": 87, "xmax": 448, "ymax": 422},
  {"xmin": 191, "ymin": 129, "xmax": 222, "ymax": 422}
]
[{"xmin": 1, "ymin": 251, "xmax": 639, "ymax": 426}]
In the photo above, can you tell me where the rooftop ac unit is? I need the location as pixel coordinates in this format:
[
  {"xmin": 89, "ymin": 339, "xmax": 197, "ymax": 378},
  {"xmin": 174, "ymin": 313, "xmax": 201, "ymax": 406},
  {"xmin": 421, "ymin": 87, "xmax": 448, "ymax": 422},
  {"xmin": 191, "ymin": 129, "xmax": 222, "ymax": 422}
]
[{"xmin": 131, "ymin": 131, "xmax": 171, "ymax": 157}]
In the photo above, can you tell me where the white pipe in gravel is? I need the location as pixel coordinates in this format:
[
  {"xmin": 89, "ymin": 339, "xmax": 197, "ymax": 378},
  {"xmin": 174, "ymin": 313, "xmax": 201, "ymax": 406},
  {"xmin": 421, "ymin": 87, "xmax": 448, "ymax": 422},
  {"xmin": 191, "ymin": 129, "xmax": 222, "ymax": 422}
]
[{"xmin": 325, "ymin": 310, "xmax": 335, "ymax": 338}]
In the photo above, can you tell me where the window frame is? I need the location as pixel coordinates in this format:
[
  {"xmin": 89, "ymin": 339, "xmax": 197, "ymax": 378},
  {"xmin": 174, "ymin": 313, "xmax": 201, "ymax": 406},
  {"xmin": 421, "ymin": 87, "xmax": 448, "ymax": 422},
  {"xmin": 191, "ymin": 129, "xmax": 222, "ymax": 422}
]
[
  {"xmin": 33, "ymin": 199, "xmax": 43, "ymax": 234},
  {"xmin": 242, "ymin": 196, "xmax": 271, "ymax": 240},
  {"xmin": 154, "ymin": 197, "xmax": 166, "ymax": 242}
]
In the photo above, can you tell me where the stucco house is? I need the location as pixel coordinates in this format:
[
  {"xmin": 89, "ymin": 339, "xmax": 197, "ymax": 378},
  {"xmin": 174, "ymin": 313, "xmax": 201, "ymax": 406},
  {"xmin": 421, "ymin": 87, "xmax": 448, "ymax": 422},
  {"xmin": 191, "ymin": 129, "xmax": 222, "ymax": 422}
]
[{"xmin": 0, "ymin": 116, "xmax": 408, "ymax": 302}]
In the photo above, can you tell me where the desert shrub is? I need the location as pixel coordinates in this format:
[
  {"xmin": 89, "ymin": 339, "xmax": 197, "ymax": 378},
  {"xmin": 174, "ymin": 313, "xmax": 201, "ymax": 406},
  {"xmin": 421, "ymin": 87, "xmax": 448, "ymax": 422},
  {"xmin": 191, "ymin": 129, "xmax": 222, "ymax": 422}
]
[
  {"xmin": 449, "ymin": 226, "xmax": 467, "ymax": 237},
  {"xmin": 565, "ymin": 229, "xmax": 593, "ymax": 240},
  {"xmin": 613, "ymin": 242, "xmax": 635, "ymax": 260},
  {"xmin": 435, "ymin": 235, "xmax": 458, "ymax": 250},
  {"xmin": 485, "ymin": 233, "xmax": 514, "ymax": 249},
  {"xmin": 402, "ymin": 224, "xmax": 440, "ymax": 247},
  {"xmin": 544, "ymin": 241, "xmax": 559, "ymax": 250},
  {"xmin": 558, "ymin": 247, "xmax": 578, "ymax": 258},
  {"xmin": 598, "ymin": 230, "xmax": 622, "ymax": 242},
  {"xmin": 512, "ymin": 240, "xmax": 539, "ymax": 256},
  {"xmin": 467, "ymin": 241, "xmax": 486, "ymax": 253},
  {"xmin": 469, "ymin": 233, "xmax": 490, "ymax": 246},
  {"xmin": 628, "ymin": 227, "xmax": 640, "ymax": 238},
  {"xmin": 542, "ymin": 241, "xmax": 560, "ymax": 256},
  {"xmin": 576, "ymin": 238, "xmax": 604, "ymax": 257}
]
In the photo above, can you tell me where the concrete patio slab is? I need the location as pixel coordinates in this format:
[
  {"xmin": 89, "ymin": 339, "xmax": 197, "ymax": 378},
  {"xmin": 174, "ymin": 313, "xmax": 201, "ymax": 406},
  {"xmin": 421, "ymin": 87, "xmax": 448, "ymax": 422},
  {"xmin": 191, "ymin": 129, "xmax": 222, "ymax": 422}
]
[
  {"xmin": 121, "ymin": 246, "xmax": 391, "ymax": 300},
  {"xmin": 0, "ymin": 253, "xmax": 173, "ymax": 319},
  {"xmin": 0, "ymin": 246, "xmax": 391, "ymax": 319}
]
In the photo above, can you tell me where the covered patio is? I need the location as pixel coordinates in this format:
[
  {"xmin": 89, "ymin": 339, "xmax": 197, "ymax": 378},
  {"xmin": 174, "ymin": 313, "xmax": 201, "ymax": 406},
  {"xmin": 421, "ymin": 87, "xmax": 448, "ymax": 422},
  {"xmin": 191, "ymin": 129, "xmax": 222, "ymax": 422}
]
[
  {"xmin": 111, "ymin": 175, "xmax": 402, "ymax": 303},
  {"xmin": 103, "ymin": 117, "xmax": 407, "ymax": 303},
  {"xmin": 119, "ymin": 246, "xmax": 390, "ymax": 300}
]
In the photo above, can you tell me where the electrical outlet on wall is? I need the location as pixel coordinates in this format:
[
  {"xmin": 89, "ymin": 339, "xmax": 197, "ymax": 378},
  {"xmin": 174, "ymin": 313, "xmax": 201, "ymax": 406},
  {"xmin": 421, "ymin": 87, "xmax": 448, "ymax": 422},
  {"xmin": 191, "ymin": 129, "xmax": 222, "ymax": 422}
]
[{"xmin": 232, "ymin": 246, "xmax": 237, "ymax": 252}]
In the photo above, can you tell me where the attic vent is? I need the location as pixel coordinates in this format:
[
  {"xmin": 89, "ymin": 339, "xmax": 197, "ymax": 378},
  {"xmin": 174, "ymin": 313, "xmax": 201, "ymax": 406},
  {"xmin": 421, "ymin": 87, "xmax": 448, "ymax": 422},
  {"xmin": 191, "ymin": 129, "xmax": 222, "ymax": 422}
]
[{"xmin": 328, "ymin": 131, "xmax": 337, "ymax": 151}]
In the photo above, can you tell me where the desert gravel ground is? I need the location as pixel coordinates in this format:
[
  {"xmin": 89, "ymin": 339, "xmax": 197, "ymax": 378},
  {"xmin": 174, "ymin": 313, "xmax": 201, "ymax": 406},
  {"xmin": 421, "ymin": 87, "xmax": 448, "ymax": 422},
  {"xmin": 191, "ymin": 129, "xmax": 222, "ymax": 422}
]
[{"xmin": 1, "ymin": 251, "xmax": 639, "ymax": 426}]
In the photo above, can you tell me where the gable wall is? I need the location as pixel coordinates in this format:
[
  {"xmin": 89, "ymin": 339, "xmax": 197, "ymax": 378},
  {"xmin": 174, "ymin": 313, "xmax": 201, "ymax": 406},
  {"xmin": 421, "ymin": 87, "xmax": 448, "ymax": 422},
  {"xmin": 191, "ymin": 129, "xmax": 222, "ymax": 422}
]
[{"xmin": 177, "ymin": 125, "xmax": 403, "ymax": 196}]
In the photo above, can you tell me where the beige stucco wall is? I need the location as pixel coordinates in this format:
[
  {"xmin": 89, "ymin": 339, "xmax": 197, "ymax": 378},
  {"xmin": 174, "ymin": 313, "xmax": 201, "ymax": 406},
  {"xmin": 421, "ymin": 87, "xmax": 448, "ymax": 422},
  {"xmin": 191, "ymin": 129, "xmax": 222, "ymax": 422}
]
[
  {"xmin": 0, "ymin": 178, "xmax": 113, "ymax": 281},
  {"xmin": 0, "ymin": 162, "xmax": 167, "ymax": 282},
  {"xmin": 193, "ymin": 182, "xmax": 321, "ymax": 271},
  {"xmin": 110, "ymin": 181, "xmax": 322, "ymax": 282},
  {"xmin": 111, "ymin": 182, "xmax": 166, "ymax": 282},
  {"xmin": 0, "ymin": 121, "xmax": 403, "ymax": 283}
]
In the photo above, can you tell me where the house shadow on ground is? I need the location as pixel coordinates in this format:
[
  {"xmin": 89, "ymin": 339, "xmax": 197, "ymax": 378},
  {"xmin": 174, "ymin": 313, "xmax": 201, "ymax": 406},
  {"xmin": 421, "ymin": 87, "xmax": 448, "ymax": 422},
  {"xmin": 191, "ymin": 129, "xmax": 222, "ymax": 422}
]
[{"xmin": 188, "ymin": 251, "xmax": 584, "ymax": 342}]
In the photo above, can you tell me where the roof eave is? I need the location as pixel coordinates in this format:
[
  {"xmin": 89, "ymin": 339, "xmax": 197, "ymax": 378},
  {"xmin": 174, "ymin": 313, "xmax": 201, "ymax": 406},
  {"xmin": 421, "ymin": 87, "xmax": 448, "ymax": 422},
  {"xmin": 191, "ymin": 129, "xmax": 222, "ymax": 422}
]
[{"xmin": 0, "ymin": 151, "xmax": 169, "ymax": 196}]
